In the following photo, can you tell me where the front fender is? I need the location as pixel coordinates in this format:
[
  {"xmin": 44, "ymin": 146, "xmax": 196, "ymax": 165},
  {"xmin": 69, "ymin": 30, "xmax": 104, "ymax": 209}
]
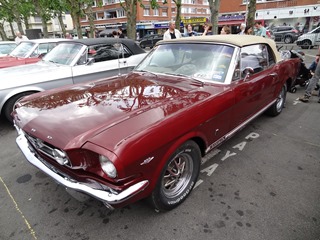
[{"xmin": 0, "ymin": 86, "xmax": 43, "ymax": 113}]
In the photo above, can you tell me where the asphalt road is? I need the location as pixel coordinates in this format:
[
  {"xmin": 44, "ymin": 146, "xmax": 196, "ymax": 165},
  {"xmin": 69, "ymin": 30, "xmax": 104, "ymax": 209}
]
[{"xmin": 0, "ymin": 48, "xmax": 319, "ymax": 240}]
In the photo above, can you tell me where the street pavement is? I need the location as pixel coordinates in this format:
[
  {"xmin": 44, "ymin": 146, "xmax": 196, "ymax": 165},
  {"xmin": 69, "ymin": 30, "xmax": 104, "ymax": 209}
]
[{"xmin": 0, "ymin": 46, "xmax": 319, "ymax": 240}]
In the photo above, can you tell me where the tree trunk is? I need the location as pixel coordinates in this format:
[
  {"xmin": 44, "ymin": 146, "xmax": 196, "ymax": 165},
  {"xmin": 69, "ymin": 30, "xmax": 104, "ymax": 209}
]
[
  {"xmin": 208, "ymin": 0, "xmax": 220, "ymax": 34},
  {"xmin": 9, "ymin": 22, "xmax": 15, "ymax": 38},
  {"xmin": 125, "ymin": 0, "xmax": 137, "ymax": 40},
  {"xmin": 58, "ymin": 13, "xmax": 66, "ymax": 36},
  {"xmin": 23, "ymin": 16, "xmax": 30, "ymax": 30},
  {"xmin": 0, "ymin": 22, "xmax": 8, "ymax": 40},
  {"xmin": 86, "ymin": 5, "xmax": 95, "ymax": 38},
  {"xmin": 246, "ymin": 0, "xmax": 256, "ymax": 28},
  {"xmin": 71, "ymin": 10, "xmax": 83, "ymax": 39},
  {"xmin": 41, "ymin": 15, "xmax": 49, "ymax": 38},
  {"xmin": 174, "ymin": 0, "xmax": 182, "ymax": 30}
]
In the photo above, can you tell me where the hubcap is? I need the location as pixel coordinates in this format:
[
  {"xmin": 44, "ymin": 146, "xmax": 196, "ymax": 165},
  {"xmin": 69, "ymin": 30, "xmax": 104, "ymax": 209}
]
[
  {"xmin": 276, "ymin": 87, "xmax": 285, "ymax": 111},
  {"xmin": 162, "ymin": 152, "xmax": 193, "ymax": 198}
]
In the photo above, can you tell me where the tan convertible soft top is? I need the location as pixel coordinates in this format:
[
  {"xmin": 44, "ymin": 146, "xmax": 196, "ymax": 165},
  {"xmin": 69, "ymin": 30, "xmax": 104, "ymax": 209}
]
[{"xmin": 160, "ymin": 35, "xmax": 282, "ymax": 63}]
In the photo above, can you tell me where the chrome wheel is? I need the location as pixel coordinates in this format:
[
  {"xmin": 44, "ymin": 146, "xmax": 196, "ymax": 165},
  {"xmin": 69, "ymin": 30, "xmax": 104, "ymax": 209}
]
[
  {"xmin": 149, "ymin": 140, "xmax": 201, "ymax": 211},
  {"xmin": 276, "ymin": 86, "xmax": 285, "ymax": 112},
  {"xmin": 162, "ymin": 152, "xmax": 193, "ymax": 198}
]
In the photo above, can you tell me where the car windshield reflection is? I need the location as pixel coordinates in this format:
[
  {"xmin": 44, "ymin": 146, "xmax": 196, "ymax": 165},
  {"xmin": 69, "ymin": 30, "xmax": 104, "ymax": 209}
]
[
  {"xmin": 10, "ymin": 42, "xmax": 36, "ymax": 58},
  {"xmin": 135, "ymin": 43, "xmax": 234, "ymax": 83},
  {"xmin": 42, "ymin": 43, "xmax": 83, "ymax": 66}
]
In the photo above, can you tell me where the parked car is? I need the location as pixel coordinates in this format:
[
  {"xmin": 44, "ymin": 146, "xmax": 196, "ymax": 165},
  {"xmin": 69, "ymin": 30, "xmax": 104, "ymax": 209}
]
[
  {"xmin": 269, "ymin": 26, "xmax": 301, "ymax": 43},
  {"xmin": 0, "ymin": 38, "xmax": 146, "ymax": 122},
  {"xmin": 296, "ymin": 26, "xmax": 320, "ymax": 49},
  {"xmin": 0, "ymin": 39, "xmax": 64, "ymax": 68},
  {"xmin": 13, "ymin": 35, "xmax": 300, "ymax": 211},
  {"xmin": 139, "ymin": 34, "xmax": 163, "ymax": 48},
  {"xmin": 0, "ymin": 41, "xmax": 16, "ymax": 57}
]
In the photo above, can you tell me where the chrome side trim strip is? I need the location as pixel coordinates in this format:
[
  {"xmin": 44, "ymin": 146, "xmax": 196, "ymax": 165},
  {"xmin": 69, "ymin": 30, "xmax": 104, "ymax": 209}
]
[{"xmin": 205, "ymin": 100, "xmax": 276, "ymax": 154}]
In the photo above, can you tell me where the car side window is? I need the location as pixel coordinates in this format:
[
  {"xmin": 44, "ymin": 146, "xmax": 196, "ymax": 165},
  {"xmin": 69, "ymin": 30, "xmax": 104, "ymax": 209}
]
[
  {"xmin": 240, "ymin": 44, "xmax": 268, "ymax": 77},
  {"xmin": 88, "ymin": 43, "xmax": 132, "ymax": 63}
]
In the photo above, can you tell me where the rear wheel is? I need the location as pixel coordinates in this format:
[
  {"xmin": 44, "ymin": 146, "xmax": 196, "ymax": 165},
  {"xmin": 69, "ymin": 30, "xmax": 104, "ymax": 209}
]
[
  {"xmin": 266, "ymin": 84, "xmax": 287, "ymax": 116},
  {"xmin": 284, "ymin": 36, "xmax": 293, "ymax": 44},
  {"xmin": 149, "ymin": 140, "xmax": 201, "ymax": 212},
  {"xmin": 3, "ymin": 92, "xmax": 36, "ymax": 123},
  {"xmin": 300, "ymin": 40, "xmax": 312, "ymax": 49}
]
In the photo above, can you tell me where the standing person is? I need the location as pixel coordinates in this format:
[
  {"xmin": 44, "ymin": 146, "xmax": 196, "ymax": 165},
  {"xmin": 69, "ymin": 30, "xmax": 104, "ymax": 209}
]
[
  {"xmin": 163, "ymin": 21, "xmax": 182, "ymax": 40},
  {"xmin": 184, "ymin": 24, "xmax": 197, "ymax": 37},
  {"xmin": 65, "ymin": 32, "xmax": 73, "ymax": 39},
  {"xmin": 15, "ymin": 31, "xmax": 29, "ymax": 44},
  {"xmin": 202, "ymin": 23, "xmax": 213, "ymax": 36},
  {"xmin": 238, "ymin": 23, "xmax": 246, "ymax": 35},
  {"xmin": 254, "ymin": 21, "xmax": 267, "ymax": 37},
  {"xmin": 220, "ymin": 25, "xmax": 231, "ymax": 34},
  {"xmin": 244, "ymin": 26, "xmax": 253, "ymax": 35},
  {"xmin": 118, "ymin": 27, "xmax": 125, "ymax": 38},
  {"xmin": 299, "ymin": 50, "xmax": 320, "ymax": 103}
]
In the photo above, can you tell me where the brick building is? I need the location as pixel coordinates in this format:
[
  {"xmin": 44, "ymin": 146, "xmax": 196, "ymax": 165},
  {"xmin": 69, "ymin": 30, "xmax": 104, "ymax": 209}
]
[{"xmin": 80, "ymin": 0, "xmax": 320, "ymax": 37}]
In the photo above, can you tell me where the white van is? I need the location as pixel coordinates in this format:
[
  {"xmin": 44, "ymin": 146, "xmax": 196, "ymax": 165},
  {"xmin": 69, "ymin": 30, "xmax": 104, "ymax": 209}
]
[{"xmin": 296, "ymin": 26, "xmax": 320, "ymax": 49}]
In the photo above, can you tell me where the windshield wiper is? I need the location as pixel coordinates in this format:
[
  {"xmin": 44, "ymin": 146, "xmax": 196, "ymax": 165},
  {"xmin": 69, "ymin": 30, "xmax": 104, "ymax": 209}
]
[{"xmin": 164, "ymin": 72, "xmax": 204, "ymax": 86}]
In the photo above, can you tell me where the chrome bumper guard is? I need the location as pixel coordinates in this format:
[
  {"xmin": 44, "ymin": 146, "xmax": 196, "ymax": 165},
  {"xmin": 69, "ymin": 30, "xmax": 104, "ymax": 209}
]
[{"xmin": 16, "ymin": 131, "xmax": 149, "ymax": 210}]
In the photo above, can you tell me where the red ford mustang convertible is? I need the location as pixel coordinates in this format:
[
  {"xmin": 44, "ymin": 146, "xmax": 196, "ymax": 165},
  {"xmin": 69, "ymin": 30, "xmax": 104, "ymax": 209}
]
[{"xmin": 13, "ymin": 35, "xmax": 300, "ymax": 211}]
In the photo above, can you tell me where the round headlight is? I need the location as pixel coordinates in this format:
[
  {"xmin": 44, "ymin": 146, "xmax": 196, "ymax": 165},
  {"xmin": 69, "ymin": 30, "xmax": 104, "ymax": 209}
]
[{"xmin": 99, "ymin": 155, "xmax": 117, "ymax": 178}]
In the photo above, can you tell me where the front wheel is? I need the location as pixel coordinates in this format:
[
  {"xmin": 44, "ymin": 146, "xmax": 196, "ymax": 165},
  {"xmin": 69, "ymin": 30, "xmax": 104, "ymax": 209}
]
[
  {"xmin": 266, "ymin": 84, "xmax": 287, "ymax": 117},
  {"xmin": 149, "ymin": 140, "xmax": 201, "ymax": 212},
  {"xmin": 3, "ymin": 92, "xmax": 35, "ymax": 123}
]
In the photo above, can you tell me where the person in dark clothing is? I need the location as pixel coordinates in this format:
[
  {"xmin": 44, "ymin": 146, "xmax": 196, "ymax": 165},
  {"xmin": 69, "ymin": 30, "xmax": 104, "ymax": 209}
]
[
  {"xmin": 299, "ymin": 51, "xmax": 320, "ymax": 103},
  {"xmin": 118, "ymin": 27, "xmax": 125, "ymax": 38}
]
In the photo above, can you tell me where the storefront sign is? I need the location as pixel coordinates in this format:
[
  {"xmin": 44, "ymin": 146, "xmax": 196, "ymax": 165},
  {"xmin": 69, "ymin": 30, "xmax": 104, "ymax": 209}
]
[{"xmin": 182, "ymin": 17, "xmax": 207, "ymax": 24}]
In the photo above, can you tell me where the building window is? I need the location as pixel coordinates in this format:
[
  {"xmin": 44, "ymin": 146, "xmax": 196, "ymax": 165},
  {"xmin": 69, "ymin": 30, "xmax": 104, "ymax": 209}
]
[
  {"xmin": 34, "ymin": 16, "xmax": 42, "ymax": 23},
  {"xmin": 172, "ymin": 8, "xmax": 176, "ymax": 14},
  {"xmin": 97, "ymin": 12, "xmax": 104, "ymax": 19},
  {"xmin": 106, "ymin": 11, "xmax": 117, "ymax": 18},
  {"xmin": 153, "ymin": 8, "xmax": 159, "ymax": 16},
  {"xmin": 117, "ymin": 9, "xmax": 126, "ymax": 17},
  {"xmin": 162, "ymin": 8, "xmax": 168, "ymax": 17},
  {"xmin": 144, "ymin": 8, "xmax": 150, "ymax": 16}
]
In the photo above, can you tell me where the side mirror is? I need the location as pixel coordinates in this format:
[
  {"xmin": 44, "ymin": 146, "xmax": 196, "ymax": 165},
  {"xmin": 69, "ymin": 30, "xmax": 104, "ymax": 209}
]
[
  {"xmin": 243, "ymin": 67, "xmax": 254, "ymax": 81},
  {"xmin": 86, "ymin": 57, "xmax": 95, "ymax": 65}
]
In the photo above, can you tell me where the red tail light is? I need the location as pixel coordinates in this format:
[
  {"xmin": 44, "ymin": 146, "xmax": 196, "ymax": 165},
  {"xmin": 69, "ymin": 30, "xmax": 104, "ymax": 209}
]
[{"xmin": 293, "ymin": 29, "xmax": 299, "ymax": 33}]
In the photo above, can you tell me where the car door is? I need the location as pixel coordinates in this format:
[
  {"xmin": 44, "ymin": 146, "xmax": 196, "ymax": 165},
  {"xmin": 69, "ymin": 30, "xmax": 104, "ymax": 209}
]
[
  {"xmin": 230, "ymin": 44, "xmax": 276, "ymax": 127},
  {"xmin": 71, "ymin": 43, "xmax": 132, "ymax": 84}
]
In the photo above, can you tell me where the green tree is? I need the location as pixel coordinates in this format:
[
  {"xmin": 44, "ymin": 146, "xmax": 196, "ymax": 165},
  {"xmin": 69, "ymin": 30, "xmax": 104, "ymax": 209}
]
[{"xmin": 120, "ymin": 0, "xmax": 158, "ymax": 40}]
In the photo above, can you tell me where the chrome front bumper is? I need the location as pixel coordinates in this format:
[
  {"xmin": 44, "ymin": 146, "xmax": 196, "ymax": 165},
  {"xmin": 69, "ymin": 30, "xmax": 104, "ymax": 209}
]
[{"xmin": 16, "ymin": 131, "xmax": 149, "ymax": 210}]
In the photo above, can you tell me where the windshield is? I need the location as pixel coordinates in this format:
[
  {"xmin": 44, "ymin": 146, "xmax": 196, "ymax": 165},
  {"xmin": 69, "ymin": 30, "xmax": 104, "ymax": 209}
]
[
  {"xmin": 135, "ymin": 43, "xmax": 234, "ymax": 83},
  {"xmin": 10, "ymin": 42, "xmax": 35, "ymax": 58},
  {"xmin": 0, "ymin": 44, "xmax": 16, "ymax": 55},
  {"xmin": 42, "ymin": 43, "xmax": 83, "ymax": 65}
]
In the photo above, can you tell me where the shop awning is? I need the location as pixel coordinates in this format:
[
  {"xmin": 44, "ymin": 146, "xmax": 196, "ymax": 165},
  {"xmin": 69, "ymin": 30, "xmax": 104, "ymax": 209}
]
[{"xmin": 218, "ymin": 20, "xmax": 244, "ymax": 26}]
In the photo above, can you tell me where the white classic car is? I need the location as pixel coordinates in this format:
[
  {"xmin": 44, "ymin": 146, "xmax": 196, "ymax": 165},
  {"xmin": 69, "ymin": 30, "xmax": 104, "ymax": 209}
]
[{"xmin": 0, "ymin": 38, "xmax": 147, "ymax": 122}]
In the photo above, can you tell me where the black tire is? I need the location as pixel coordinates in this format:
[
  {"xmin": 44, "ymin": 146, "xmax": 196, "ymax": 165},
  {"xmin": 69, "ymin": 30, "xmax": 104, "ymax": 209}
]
[
  {"xmin": 266, "ymin": 84, "xmax": 287, "ymax": 117},
  {"xmin": 290, "ymin": 87, "xmax": 297, "ymax": 93},
  {"xmin": 149, "ymin": 140, "xmax": 201, "ymax": 212},
  {"xmin": 3, "ymin": 92, "xmax": 35, "ymax": 123},
  {"xmin": 300, "ymin": 40, "xmax": 312, "ymax": 49}
]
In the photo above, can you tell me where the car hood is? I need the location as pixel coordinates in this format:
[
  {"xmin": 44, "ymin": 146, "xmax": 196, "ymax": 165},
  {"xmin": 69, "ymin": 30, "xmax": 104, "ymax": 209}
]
[
  {"xmin": 14, "ymin": 72, "xmax": 219, "ymax": 150},
  {"xmin": 0, "ymin": 61, "xmax": 68, "ymax": 90},
  {"xmin": 0, "ymin": 55, "xmax": 27, "ymax": 68}
]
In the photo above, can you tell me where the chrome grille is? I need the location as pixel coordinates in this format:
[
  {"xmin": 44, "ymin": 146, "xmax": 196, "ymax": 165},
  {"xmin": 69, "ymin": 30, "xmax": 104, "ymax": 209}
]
[{"xmin": 24, "ymin": 132, "xmax": 72, "ymax": 167}]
